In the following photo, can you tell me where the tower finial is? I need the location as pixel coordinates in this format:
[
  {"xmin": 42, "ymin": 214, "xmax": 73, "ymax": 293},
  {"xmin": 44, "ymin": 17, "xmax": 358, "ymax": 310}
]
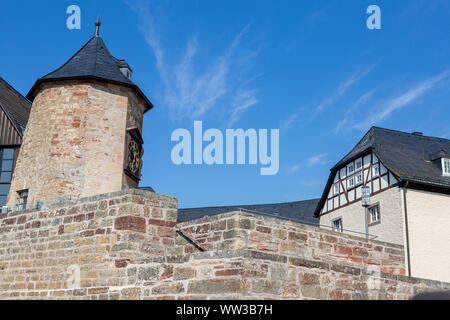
[{"xmin": 95, "ymin": 17, "xmax": 101, "ymax": 37}]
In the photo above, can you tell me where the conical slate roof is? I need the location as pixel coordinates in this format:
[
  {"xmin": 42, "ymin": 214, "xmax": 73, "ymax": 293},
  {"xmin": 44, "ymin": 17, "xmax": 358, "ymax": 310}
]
[{"xmin": 26, "ymin": 36, "xmax": 153, "ymax": 112}]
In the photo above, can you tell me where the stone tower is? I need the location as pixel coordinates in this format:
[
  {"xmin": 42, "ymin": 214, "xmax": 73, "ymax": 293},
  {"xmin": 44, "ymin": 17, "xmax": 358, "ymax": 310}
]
[{"xmin": 7, "ymin": 19, "xmax": 153, "ymax": 208}]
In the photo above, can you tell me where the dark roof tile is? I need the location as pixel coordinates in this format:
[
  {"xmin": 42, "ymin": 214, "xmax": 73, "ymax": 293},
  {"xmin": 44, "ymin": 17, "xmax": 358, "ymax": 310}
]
[
  {"xmin": 179, "ymin": 199, "xmax": 320, "ymax": 225},
  {"xmin": 0, "ymin": 77, "xmax": 32, "ymax": 134}
]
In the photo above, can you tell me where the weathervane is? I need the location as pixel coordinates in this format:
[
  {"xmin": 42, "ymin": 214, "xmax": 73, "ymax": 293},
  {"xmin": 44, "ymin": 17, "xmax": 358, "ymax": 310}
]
[{"xmin": 95, "ymin": 17, "xmax": 101, "ymax": 37}]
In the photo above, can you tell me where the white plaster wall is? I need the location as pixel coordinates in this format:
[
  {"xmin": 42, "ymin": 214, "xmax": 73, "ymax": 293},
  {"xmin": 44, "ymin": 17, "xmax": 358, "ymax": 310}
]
[
  {"xmin": 319, "ymin": 187, "xmax": 404, "ymax": 245},
  {"xmin": 405, "ymin": 189, "xmax": 450, "ymax": 283}
]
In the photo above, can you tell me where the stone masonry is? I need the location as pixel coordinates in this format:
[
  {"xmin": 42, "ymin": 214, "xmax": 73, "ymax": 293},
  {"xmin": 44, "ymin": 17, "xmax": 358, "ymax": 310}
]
[
  {"xmin": 0, "ymin": 189, "xmax": 448, "ymax": 300},
  {"xmin": 7, "ymin": 80, "xmax": 147, "ymax": 208}
]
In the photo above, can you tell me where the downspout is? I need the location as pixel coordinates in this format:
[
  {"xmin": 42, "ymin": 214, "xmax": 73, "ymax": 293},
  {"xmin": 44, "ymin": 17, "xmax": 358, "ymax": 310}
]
[{"xmin": 402, "ymin": 181, "xmax": 412, "ymax": 277}]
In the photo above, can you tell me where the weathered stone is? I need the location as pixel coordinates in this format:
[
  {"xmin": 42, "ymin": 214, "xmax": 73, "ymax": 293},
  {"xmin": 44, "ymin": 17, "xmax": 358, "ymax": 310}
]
[
  {"xmin": 330, "ymin": 264, "xmax": 361, "ymax": 276},
  {"xmin": 121, "ymin": 287, "xmax": 141, "ymax": 300},
  {"xmin": 187, "ymin": 279, "xmax": 243, "ymax": 294},
  {"xmin": 251, "ymin": 279, "xmax": 281, "ymax": 295},
  {"xmin": 114, "ymin": 216, "xmax": 146, "ymax": 233},
  {"xmin": 227, "ymin": 217, "xmax": 254, "ymax": 230},
  {"xmin": 299, "ymin": 272, "xmax": 320, "ymax": 285},
  {"xmin": 138, "ymin": 267, "xmax": 160, "ymax": 281},
  {"xmin": 152, "ymin": 283, "xmax": 184, "ymax": 295},
  {"xmin": 289, "ymin": 257, "xmax": 329, "ymax": 271},
  {"xmin": 174, "ymin": 267, "xmax": 196, "ymax": 280}
]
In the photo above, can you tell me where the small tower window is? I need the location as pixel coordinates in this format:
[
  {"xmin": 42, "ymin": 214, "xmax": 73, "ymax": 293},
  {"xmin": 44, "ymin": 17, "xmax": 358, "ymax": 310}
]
[
  {"xmin": 18, "ymin": 190, "xmax": 28, "ymax": 210},
  {"xmin": 442, "ymin": 158, "xmax": 450, "ymax": 176}
]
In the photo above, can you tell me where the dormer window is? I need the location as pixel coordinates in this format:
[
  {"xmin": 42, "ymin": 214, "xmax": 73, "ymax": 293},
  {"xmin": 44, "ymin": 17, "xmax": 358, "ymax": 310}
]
[
  {"xmin": 443, "ymin": 158, "xmax": 450, "ymax": 176},
  {"xmin": 120, "ymin": 67, "xmax": 132, "ymax": 80}
]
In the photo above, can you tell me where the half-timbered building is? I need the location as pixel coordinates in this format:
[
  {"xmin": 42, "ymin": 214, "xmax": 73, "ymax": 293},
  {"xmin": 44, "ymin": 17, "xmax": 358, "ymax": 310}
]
[{"xmin": 314, "ymin": 126, "xmax": 450, "ymax": 282}]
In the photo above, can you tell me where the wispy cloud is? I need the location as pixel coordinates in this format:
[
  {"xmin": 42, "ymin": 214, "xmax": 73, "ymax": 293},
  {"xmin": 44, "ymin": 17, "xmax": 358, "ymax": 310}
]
[
  {"xmin": 354, "ymin": 70, "xmax": 450, "ymax": 130},
  {"xmin": 228, "ymin": 89, "xmax": 259, "ymax": 127},
  {"xmin": 280, "ymin": 113, "xmax": 299, "ymax": 132},
  {"xmin": 334, "ymin": 88, "xmax": 377, "ymax": 132},
  {"xmin": 313, "ymin": 68, "xmax": 373, "ymax": 116},
  {"xmin": 127, "ymin": 2, "xmax": 259, "ymax": 124},
  {"xmin": 289, "ymin": 153, "xmax": 328, "ymax": 173}
]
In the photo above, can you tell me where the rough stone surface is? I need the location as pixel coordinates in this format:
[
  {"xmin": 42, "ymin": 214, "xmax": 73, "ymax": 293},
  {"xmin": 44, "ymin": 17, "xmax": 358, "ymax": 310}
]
[
  {"xmin": 7, "ymin": 80, "xmax": 147, "ymax": 207},
  {"xmin": 0, "ymin": 190, "xmax": 448, "ymax": 300}
]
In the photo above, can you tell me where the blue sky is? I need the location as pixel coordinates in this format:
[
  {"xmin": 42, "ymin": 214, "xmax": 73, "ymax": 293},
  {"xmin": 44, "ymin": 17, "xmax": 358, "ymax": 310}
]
[{"xmin": 1, "ymin": 0, "xmax": 449, "ymax": 208}]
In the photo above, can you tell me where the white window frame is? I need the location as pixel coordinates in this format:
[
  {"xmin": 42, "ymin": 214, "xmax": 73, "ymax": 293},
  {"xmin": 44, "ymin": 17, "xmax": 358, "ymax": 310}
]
[
  {"xmin": 442, "ymin": 158, "xmax": 450, "ymax": 177},
  {"xmin": 347, "ymin": 176, "xmax": 355, "ymax": 189},
  {"xmin": 333, "ymin": 183, "xmax": 339, "ymax": 195},
  {"xmin": 332, "ymin": 218, "xmax": 343, "ymax": 233},
  {"xmin": 347, "ymin": 162, "xmax": 355, "ymax": 175},
  {"xmin": 355, "ymin": 159, "xmax": 363, "ymax": 171},
  {"xmin": 368, "ymin": 204, "xmax": 380, "ymax": 225},
  {"xmin": 355, "ymin": 171, "xmax": 363, "ymax": 186},
  {"xmin": 372, "ymin": 164, "xmax": 379, "ymax": 178}
]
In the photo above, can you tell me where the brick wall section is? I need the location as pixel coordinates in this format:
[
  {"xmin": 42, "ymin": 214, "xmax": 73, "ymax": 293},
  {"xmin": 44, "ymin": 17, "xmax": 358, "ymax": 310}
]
[
  {"xmin": 177, "ymin": 212, "xmax": 406, "ymax": 276},
  {"xmin": 0, "ymin": 189, "xmax": 177, "ymax": 298},
  {"xmin": 0, "ymin": 190, "xmax": 448, "ymax": 300}
]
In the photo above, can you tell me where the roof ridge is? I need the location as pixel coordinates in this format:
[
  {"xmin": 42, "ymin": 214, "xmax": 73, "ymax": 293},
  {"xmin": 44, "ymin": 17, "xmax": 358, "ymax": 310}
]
[
  {"xmin": 180, "ymin": 198, "xmax": 320, "ymax": 211},
  {"xmin": 332, "ymin": 126, "xmax": 376, "ymax": 169},
  {"xmin": 373, "ymin": 126, "xmax": 450, "ymax": 143}
]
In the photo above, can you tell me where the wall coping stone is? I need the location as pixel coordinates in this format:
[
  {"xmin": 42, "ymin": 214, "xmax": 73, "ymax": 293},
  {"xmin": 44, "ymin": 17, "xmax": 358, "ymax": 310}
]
[
  {"xmin": 4, "ymin": 188, "xmax": 177, "ymax": 218},
  {"xmin": 177, "ymin": 210, "xmax": 405, "ymax": 249}
]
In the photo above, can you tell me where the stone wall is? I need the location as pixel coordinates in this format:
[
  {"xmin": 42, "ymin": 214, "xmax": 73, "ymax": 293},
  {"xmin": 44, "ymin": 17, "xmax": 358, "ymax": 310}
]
[
  {"xmin": 177, "ymin": 211, "xmax": 406, "ymax": 276},
  {"xmin": 0, "ymin": 189, "xmax": 448, "ymax": 300},
  {"xmin": 0, "ymin": 189, "xmax": 177, "ymax": 298}
]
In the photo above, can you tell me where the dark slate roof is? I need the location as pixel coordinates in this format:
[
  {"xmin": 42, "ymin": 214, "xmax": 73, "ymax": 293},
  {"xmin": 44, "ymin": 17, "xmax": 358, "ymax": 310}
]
[
  {"xmin": 178, "ymin": 199, "xmax": 320, "ymax": 225},
  {"xmin": 314, "ymin": 127, "xmax": 450, "ymax": 217},
  {"xmin": 139, "ymin": 186, "xmax": 155, "ymax": 193},
  {"xmin": 26, "ymin": 36, "xmax": 153, "ymax": 112},
  {"xmin": 0, "ymin": 77, "xmax": 32, "ymax": 134}
]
